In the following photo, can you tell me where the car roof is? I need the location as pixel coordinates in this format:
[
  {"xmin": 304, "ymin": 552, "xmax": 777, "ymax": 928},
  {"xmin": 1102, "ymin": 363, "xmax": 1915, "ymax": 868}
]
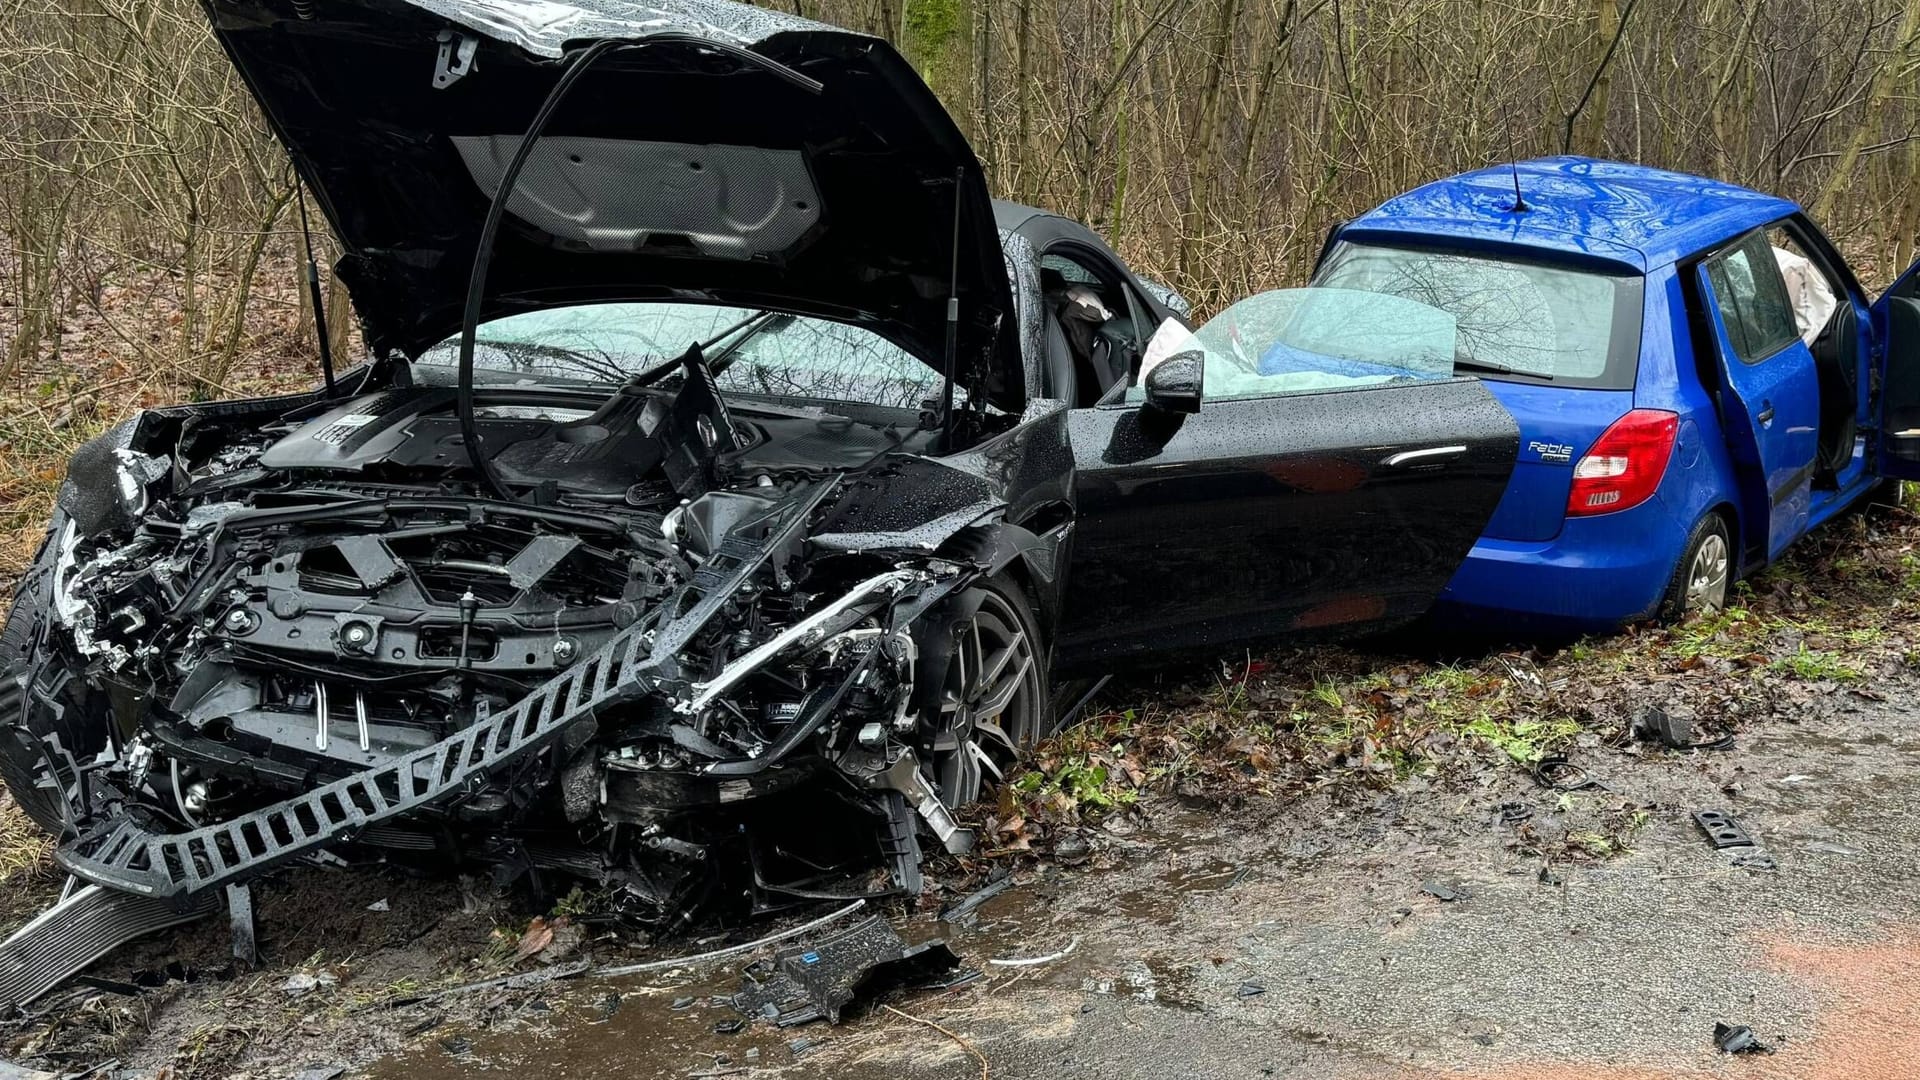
[
  {"xmin": 1342, "ymin": 156, "xmax": 1801, "ymax": 272},
  {"xmin": 992, "ymin": 199, "xmax": 1053, "ymax": 235}
]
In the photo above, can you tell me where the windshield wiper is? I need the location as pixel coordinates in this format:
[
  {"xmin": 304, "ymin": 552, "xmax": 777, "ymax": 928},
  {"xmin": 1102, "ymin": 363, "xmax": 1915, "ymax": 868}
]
[
  {"xmin": 1454, "ymin": 358, "xmax": 1553, "ymax": 382},
  {"xmin": 626, "ymin": 310, "xmax": 782, "ymax": 389},
  {"xmin": 472, "ymin": 338, "xmax": 631, "ymax": 384}
]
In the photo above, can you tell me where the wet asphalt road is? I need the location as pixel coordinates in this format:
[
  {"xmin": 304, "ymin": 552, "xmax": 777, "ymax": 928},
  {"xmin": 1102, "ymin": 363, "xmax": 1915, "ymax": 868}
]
[{"xmin": 363, "ymin": 677, "xmax": 1920, "ymax": 1080}]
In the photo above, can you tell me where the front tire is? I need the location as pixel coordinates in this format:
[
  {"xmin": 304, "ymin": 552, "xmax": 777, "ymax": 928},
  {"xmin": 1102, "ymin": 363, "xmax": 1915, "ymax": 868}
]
[
  {"xmin": 924, "ymin": 575, "xmax": 1050, "ymax": 809},
  {"xmin": 0, "ymin": 511, "xmax": 105, "ymax": 834},
  {"xmin": 1657, "ymin": 512, "xmax": 1732, "ymax": 623}
]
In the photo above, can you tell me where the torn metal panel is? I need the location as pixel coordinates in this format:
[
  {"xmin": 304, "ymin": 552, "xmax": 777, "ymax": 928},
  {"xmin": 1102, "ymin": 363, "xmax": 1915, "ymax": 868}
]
[{"xmin": 731, "ymin": 914, "xmax": 963, "ymax": 1026}]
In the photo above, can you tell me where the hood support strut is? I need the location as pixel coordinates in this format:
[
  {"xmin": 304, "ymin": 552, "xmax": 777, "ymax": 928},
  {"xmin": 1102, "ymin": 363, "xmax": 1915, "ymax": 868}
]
[{"xmin": 453, "ymin": 34, "xmax": 823, "ymax": 501}]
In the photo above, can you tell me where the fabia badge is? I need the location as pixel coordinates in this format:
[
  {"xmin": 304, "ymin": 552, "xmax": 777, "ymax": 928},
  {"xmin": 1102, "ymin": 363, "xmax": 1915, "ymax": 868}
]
[{"xmin": 1528, "ymin": 440, "xmax": 1574, "ymax": 464}]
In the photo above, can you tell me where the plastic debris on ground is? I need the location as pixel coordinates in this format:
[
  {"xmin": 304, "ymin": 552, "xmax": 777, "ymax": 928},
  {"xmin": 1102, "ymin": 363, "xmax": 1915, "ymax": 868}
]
[
  {"xmin": 1714, "ymin": 1022, "xmax": 1772, "ymax": 1054},
  {"xmin": 1632, "ymin": 706, "xmax": 1733, "ymax": 751},
  {"xmin": 1694, "ymin": 810, "xmax": 1756, "ymax": 849},
  {"xmin": 732, "ymin": 915, "xmax": 967, "ymax": 1027},
  {"xmin": 1421, "ymin": 880, "xmax": 1467, "ymax": 903},
  {"xmin": 1532, "ymin": 755, "xmax": 1602, "ymax": 792},
  {"xmin": 938, "ymin": 868, "xmax": 1014, "ymax": 924}
]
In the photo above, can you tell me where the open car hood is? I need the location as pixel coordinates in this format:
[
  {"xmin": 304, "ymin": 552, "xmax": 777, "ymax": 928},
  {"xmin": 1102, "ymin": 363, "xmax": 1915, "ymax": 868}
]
[{"xmin": 201, "ymin": 0, "xmax": 1022, "ymax": 408}]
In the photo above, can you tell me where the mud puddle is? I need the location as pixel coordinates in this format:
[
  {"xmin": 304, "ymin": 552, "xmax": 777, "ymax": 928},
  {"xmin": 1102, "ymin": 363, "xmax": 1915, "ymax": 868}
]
[{"xmin": 362, "ymin": 817, "xmax": 1259, "ymax": 1079}]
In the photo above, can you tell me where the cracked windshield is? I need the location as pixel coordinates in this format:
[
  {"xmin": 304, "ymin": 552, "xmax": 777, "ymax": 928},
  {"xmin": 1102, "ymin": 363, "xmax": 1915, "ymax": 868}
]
[{"xmin": 418, "ymin": 302, "xmax": 950, "ymax": 409}]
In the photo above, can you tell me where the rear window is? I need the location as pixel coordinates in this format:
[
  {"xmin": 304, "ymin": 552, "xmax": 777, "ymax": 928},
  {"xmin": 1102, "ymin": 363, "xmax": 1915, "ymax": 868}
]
[{"xmin": 1313, "ymin": 242, "xmax": 1644, "ymax": 389}]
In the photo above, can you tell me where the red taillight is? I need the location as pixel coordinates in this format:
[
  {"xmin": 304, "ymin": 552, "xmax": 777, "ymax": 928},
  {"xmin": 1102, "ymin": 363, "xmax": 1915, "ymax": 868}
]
[{"xmin": 1566, "ymin": 409, "xmax": 1679, "ymax": 517}]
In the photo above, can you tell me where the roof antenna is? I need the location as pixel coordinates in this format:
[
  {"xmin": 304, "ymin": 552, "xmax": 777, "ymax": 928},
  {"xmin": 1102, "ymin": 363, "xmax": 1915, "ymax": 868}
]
[
  {"xmin": 938, "ymin": 167, "xmax": 964, "ymax": 452},
  {"xmin": 1504, "ymin": 126, "xmax": 1531, "ymax": 214}
]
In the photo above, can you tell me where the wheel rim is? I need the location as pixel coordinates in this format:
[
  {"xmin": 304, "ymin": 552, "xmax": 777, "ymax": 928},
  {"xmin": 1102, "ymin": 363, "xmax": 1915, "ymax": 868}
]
[
  {"xmin": 1686, "ymin": 531, "xmax": 1730, "ymax": 611},
  {"xmin": 932, "ymin": 590, "xmax": 1041, "ymax": 808}
]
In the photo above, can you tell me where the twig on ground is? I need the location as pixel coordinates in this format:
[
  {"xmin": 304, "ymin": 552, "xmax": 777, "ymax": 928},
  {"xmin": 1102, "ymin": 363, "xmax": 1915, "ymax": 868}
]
[{"xmin": 881, "ymin": 1003, "xmax": 989, "ymax": 1080}]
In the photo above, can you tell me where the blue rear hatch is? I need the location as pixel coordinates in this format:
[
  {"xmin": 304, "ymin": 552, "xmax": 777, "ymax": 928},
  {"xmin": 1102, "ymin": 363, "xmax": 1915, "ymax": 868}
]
[{"xmin": 1478, "ymin": 381, "xmax": 1636, "ymax": 541}]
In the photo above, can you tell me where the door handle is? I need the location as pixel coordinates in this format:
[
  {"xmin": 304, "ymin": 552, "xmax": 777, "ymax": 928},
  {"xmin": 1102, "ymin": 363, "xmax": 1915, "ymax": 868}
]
[
  {"xmin": 1757, "ymin": 401, "xmax": 1776, "ymax": 427},
  {"xmin": 1383, "ymin": 445, "xmax": 1467, "ymax": 467}
]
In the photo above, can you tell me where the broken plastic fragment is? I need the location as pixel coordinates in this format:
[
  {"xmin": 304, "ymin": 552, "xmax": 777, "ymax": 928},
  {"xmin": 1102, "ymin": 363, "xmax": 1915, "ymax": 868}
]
[{"xmin": 1713, "ymin": 1022, "xmax": 1771, "ymax": 1054}]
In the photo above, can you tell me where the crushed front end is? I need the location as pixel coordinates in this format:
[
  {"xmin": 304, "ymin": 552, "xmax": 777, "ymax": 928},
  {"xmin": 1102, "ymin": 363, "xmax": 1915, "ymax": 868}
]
[{"xmin": 5, "ymin": 382, "xmax": 1012, "ymax": 926}]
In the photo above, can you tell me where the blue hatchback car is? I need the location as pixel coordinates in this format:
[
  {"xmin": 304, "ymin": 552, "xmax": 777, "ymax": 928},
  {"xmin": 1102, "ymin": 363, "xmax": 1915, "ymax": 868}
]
[{"xmin": 1310, "ymin": 157, "xmax": 1920, "ymax": 631}]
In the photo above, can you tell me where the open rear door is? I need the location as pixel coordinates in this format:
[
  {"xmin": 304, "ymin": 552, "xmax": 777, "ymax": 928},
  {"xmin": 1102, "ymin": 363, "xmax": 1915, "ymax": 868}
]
[
  {"xmin": 1692, "ymin": 234, "xmax": 1823, "ymax": 560},
  {"xmin": 1049, "ymin": 289, "xmax": 1518, "ymax": 674},
  {"xmin": 1872, "ymin": 257, "xmax": 1920, "ymax": 478}
]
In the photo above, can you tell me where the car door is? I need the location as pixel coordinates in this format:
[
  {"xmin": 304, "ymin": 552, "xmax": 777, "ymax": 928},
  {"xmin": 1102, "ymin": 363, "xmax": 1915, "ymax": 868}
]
[
  {"xmin": 1871, "ymin": 256, "xmax": 1920, "ymax": 477},
  {"xmin": 1050, "ymin": 302, "xmax": 1518, "ymax": 672},
  {"xmin": 1693, "ymin": 230, "xmax": 1823, "ymax": 560}
]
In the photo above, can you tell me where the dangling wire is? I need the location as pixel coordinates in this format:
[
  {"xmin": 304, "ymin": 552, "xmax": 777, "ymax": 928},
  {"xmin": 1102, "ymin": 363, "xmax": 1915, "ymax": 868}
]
[{"xmin": 294, "ymin": 180, "xmax": 339, "ymax": 395}]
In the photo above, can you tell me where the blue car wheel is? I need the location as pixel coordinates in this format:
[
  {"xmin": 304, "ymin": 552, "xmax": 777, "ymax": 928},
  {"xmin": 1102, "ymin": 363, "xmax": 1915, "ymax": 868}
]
[{"xmin": 1657, "ymin": 512, "xmax": 1732, "ymax": 622}]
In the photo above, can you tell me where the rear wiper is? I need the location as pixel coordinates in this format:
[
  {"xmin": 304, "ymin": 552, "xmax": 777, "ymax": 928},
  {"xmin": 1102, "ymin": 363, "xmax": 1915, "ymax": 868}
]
[{"xmin": 1454, "ymin": 358, "xmax": 1553, "ymax": 382}]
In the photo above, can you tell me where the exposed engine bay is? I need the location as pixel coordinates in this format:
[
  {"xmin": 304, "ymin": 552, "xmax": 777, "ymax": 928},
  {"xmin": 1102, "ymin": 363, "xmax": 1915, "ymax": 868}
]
[{"xmin": 7, "ymin": 355, "xmax": 1047, "ymax": 926}]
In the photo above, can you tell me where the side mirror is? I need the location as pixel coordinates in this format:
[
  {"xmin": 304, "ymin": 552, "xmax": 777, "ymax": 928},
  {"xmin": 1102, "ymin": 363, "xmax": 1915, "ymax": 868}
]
[{"xmin": 1144, "ymin": 351, "xmax": 1204, "ymax": 414}]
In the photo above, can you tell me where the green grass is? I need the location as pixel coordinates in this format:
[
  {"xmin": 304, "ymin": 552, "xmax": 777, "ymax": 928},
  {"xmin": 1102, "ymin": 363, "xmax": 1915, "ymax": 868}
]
[{"xmin": 1770, "ymin": 645, "xmax": 1862, "ymax": 681}]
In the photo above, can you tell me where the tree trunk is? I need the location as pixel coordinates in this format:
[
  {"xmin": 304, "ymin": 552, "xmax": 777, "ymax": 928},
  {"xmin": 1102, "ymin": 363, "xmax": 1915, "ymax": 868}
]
[{"xmin": 1814, "ymin": 0, "xmax": 1920, "ymax": 224}]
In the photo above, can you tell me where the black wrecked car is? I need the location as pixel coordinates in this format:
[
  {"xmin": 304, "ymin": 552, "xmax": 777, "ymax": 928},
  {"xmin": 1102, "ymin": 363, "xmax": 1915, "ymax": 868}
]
[{"xmin": 0, "ymin": 0, "xmax": 1520, "ymax": 930}]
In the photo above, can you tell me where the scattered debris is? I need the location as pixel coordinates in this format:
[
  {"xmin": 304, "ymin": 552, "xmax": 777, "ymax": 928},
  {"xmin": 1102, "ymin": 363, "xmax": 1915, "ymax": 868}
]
[
  {"xmin": 1694, "ymin": 810, "xmax": 1756, "ymax": 849},
  {"xmin": 1631, "ymin": 706, "xmax": 1732, "ymax": 751},
  {"xmin": 1496, "ymin": 802, "xmax": 1533, "ymax": 825},
  {"xmin": 367, "ymin": 899, "xmax": 391, "ymax": 912},
  {"xmin": 1235, "ymin": 981, "xmax": 1266, "ymax": 999},
  {"xmin": 713, "ymin": 1018, "xmax": 746, "ymax": 1035},
  {"xmin": 1713, "ymin": 1022, "xmax": 1772, "ymax": 1054},
  {"xmin": 939, "ymin": 870, "xmax": 1015, "ymax": 924},
  {"xmin": 733, "ymin": 915, "xmax": 963, "ymax": 1027},
  {"xmin": 292, "ymin": 1066, "xmax": 347, "ymax": 1080},
  {"xmin": 597, "ymin": 900, "xmax": 865, "ymax": 979},
  {"xmin": 439, "ymin": 1035, "xmax": 473, "ymax": 1057},
  {"xmin": 1421, "ymin": 880, "xmax": 1467, "ymax": 903},
  {"xmin": 1537, "ymin": 865, "xmax": 1564, "ymax": 887},
  {"xmin": 1054, "ymin": 833, "xmax": 1094, "ymax": 866},
  {"xmin": 0, "ymin": 884, "xmax": 221, "ymax": 1008},
  {"xmin": 281, "ymin": 972, "xmax": 337, "ymax": 998},
  {"xmin": 403, "ymin": 1013, "xmax": 444, "ymax": 1037},
  {"xmin": 1532, "ymin": 756, "xmax": 1602, "ymax": 792},
  {"xmin": 375, "ymin": 958, "xmax": 592, "ymax": 1010},
  {"xmin": 1732, "ymin": 850, "xmax": 1779, "ymax": 872},
  {"xmin": 987, "ymin": 936, "xmax": 1081, "ymax": 968}
]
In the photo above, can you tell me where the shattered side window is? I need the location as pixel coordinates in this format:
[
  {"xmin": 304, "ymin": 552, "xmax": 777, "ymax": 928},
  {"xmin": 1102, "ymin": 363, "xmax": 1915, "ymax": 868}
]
[
  {"xmin": 1131, "ymin": 288, "xmax": 1457, "ymax": 403},
  {"xmin": 415, "ymin": 302, "xmax": 946, "ymax": 409}
]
